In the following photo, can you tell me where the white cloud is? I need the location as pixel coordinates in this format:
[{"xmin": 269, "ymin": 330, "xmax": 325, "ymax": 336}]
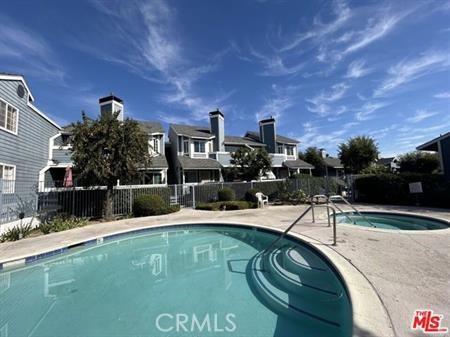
[
  {"xmin": 434, "ymin": 91, "xmax": 450, "ymax": 99},
  {"xmin": 406, "ymin": 110, "xmax": 439, "ymax": 123},
  {"xmin": 345, "ymin": 59, "xmax": 371, "ymax": 78},
  {"xmin": 0, "ymin": 14, "xmax": 65, "ymax": 82},
  {"xmin": 249, "ymin": 47, "xmax": 305, "ymax": 76},
  {"xmin": 342, "ymin": 13, "xmax": 405, "ymax": 55},
  {"xmin": 79, "ymin": 0, "xmax": 229, "ymax": 122},
  {"xmin": 374, "ymin": 51, "xmax": 450, "ymax": 97},
  {"xmin": 355, "ymin": 101, "xmax": 387, "ymax": 121},
  {"xmin": 255, "ymin": 85, "xmax": 300, "ymax": 121},
  {"xmin": 306, "ymin": 83, "xmax": 349, "ymax": 116},
  {"xmin": 280, "ymin": 0, "xmax": 352, "ymax": 52}
]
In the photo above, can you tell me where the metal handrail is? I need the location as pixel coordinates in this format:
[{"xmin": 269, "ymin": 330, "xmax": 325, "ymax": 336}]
[
  {"xmin": 261, "ymin": 205, "xmax": 337, "ymax": 256},
  {"xmin": 328, "ymin": 194, "xmax": 377, "ymax": 228}
]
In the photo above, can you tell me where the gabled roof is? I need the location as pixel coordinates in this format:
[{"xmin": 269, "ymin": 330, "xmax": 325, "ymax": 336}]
[
  {"xmin": 324, "ymin": 157, "xmax": 343, "ymax": 169},
  {"xmin": 224, "ymin": 136, "xmax": 265, "ymax": 147},
  {"xmin": 170, "ymin": 124, "xmax": 214, "ymax": 139},
  {"xmin": 283, "ymin": 159, "xmax": 314, "ymax": 169},
  {"xmin": 177, "ymin": 156, "xmax": 221, "ymax": 169},
  {"xmin": 0, "ymin": 73, "xmax": 61, "ymax": 129},
  {"xmin": 245, "ymin": 131, "xmax": 299, "ymax": 144},
  {"xmin": 416, "ymin": 132, "xmax": 450, "ymax": 152},
  {"xmin": 138, "ymin": 121, "xmax": 164, "ymax": 134},
  {"xmin": 378, "ymin": 157, "xmax": 395, "ymax": 165},
  {"xmin": 147, "ymin": 155, "xmax": 168, "ymax": 169}
]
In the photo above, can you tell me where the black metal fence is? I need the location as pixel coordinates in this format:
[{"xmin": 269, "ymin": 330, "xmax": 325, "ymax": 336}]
[{"xmin": 1, "ymin": 176, "xmax": 342, "ymax": 224}]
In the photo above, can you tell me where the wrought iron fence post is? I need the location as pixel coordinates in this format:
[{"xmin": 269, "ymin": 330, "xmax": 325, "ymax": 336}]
[
  {"xmin": 191, "ymin": 185, "xmax": 196, "ymax": 209},
  {"xmin": 129, "ymin": 188, "xmax": 133, "ymax": 214}
]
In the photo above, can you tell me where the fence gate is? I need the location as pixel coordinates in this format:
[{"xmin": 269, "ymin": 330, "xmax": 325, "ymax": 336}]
[{"xmin": 169, "ymin": 184, "xmax": 193, "ymax": 208}]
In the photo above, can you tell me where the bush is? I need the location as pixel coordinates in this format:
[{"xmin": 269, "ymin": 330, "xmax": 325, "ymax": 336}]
[
  {"xmin": 218, "ymin": 187, "xmax": 235, "ymax": 201},
  {"xmin": 354, "ymin": 173, "xmax": 450, "ymax": 208},
  {"xmin": 133, "ymin": 194, "xmax": 180, "ymax": 217},
  {"xmin": 0, "ymin": 223, "xmax": 33, "ymax": 242},
  {"xmin": 196, "ymin": 201, "xmax": 253, "ymax": 211},
  {"xmin": 245, "ymin": 188, "xmax": 259, "ymax": 203},
  {"xmin": 39, "ymin": 215, "xmax": 88, "ymax": 234}
]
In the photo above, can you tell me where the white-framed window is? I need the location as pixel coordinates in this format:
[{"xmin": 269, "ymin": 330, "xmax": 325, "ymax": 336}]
[
  {"xmin": 0, "ymin": 163, "xmax": 16, "ymax": 193},
  {"xmin": 194, "ymin": 141, "xmax": 206, "ymax": 153},
  {"xmin": 277, "ymin": 145, "xmax": 284, "ymax": 154},
  {"xmin": 286, "ymin": 146, "xmax": 295, "ymax": 156},
  {"xmin": 148, "ymin": 137, "xmax": 160, "ymax": 155},
  {"xmin": 0, "ymin": 98, "xmax": 19, "ymax": 135},
  {"xmin": 183, "ymin": 140, "xmax": 190, "ymax": 155}
]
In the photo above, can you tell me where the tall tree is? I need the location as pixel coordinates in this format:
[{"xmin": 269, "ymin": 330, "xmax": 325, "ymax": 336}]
[
  {"xmin": 338, "ymin": 136, "xmax": 379, "ymax": 174},
  {"xmin": 398, "ymin": 151, "xmax": 439, "ymax": 174},
  {"xmin": 230, "ymin": 147, "xmax": 272, "ymax": 181},
  {"xmin": 70, "ymin": 111, "xmax": 151, "ymax": 219},
  {"xmin": 299, "ymin": 147, "xmax": 326, "ymax": 176}
]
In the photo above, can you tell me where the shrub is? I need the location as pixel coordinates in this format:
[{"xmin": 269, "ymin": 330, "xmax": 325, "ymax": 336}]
[
  {"xmin": 354, "ymin": 173, "xmax": 450, "ymax": 208},
  {"xmin": 0, "ymin": 223, "xmax": 33, "ymax": 242},
  {"xmin": 218, "ymin": 187, "xmax": 235, "ymax": 201},
  {"xmin": 133, "ymin": 194, "xmax": 179, "ymax": 217},
  {"xmin": 39, "ymin": 216, "xmax": 88, "ymax": 234},
  {"xmin": 245, "ymin": 188, "xmax": 259, "ymax": 203},
  {"xmin": 196, "ymin": 201, "xmax": 252, "ymax": 211}
]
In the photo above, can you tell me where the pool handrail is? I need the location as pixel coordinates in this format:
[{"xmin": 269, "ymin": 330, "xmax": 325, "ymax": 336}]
[
  {"xmin": 327, "ymin": 195, "xmax": 377, "ymax": 228},
  {"xmin": 261, "ymin": 204, "xmax": 337, "ymax": 256}
]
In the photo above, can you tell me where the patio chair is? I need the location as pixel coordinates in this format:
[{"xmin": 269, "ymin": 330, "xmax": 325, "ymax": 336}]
[{"xmin": 255, "ymin": 192, "xmax": 268, "ymax": 208}]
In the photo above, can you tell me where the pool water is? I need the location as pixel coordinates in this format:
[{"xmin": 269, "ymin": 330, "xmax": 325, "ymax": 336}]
[
  {"xmin": 0, "ymin": 225, "xmax": 352, "ymax": 337},
  {"xmin": 336, "ymin": 212, "xmax": 449, "ymax": 230}
]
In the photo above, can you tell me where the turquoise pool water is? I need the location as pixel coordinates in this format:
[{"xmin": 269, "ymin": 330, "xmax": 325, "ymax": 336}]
[
  {"xmin": 0, "ymin": 225, "xmax": 352, "ymax": 337},
  {"xmin": 336, "ymin": 212, "xmax": 449, "ymax": 230}
]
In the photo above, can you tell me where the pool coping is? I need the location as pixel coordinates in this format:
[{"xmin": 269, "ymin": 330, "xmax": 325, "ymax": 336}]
[{"xmin": 0, "ymin": 220, "xmax": 395, "ymax": 337}]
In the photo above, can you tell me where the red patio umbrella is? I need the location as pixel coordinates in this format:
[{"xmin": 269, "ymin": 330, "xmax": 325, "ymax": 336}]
[{"xmin": 63, "ymin": 166, "xmax": 73, "ymax": 187}]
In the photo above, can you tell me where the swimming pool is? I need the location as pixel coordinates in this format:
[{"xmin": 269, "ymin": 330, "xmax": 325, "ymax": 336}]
[
  {"xmin": 336, "ymin": 212, "xmax": 449, "ymax": 230},
  {"xmin": 0, "ymin": 225, "xmax": 352, "ymax": 337}
]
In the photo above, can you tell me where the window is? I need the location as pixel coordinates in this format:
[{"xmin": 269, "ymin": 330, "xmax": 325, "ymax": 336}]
[
  {"xmin": 286, "ymin": 146, "xmax": 295, "ymax": 156},
  {"xmin": 0, "ymin": 164, "xmax": 15, "ymax": 193},
  {"xmin": 194, "ymin": 141, "xmax": 206, "ymax": 153},
  {"xmin": 0, "ymin": 99, "xmax": 18, "ymax": 134},
  {"xmin": 277, "ymin": 145, "xmax": 284, "ymax": 154},
  {"xmin": 183, "ymin": 140, "xmax": 189, "ymax": 155},
  {"xmin": 149, "ymin": 137, "xmax": 160, "ymax": 155}
]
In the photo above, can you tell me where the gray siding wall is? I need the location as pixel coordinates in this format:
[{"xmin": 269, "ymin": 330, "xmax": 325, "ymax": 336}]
[
  {"xmin": 440, "ymin": 137, "xmax": 450, "ymax": 180},
  {"xmin": 0, "ymin": 79, "xmax": 60, "ymax": 188},
  {"xmin": 52, "ymin": 148, "xmax": 72, "ymax": 163}
]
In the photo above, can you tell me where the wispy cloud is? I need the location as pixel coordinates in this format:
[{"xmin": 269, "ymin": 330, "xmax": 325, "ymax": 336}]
[
  {"xmin": 355, "ymin": 101, "xmax": 388, "ymax": 121},
  {"xmin": 434, "ymin": 91, "xmax": 450, "ymax": 99},
  {"xmin": 374, "ymin": 51, "xmax": 450, "ymax": 97},
  {"xmin": 280, "ymin": 0, "xmax": 352, "ymax": 52},
  {"xmin": 249, "ymin": 47, "xmax": 305, "ymax": 76},
  {"xmin": 306, "ymin": 83, "xmax": 349, "ymax": 116},
  {"xmin": 345, "ymin": 59, "xmax": 371, "ymax": 78},
  {"xmin": 255, "ymin": 84, "xmax": 299, "ymax": 121},
  {"xmin": 76, "ymin": 0, "xmax": 229, "ymax": 122},
  {"xmin": 406, "ymin": 109, "xmax": 439, "ymax": 123},
  {"xmin": 0, "ymin": 14, "xmax": 65, "ymax": 82}
]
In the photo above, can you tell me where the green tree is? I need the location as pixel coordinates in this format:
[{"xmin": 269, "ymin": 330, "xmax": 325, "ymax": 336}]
[
  {"xmin": 70, "ymin": 111, "xmax": 151, "ymax": 219},
  {"xmin": 230, "ymin": 147, "xmax": 272, "ymax": 181},
  {"xmin": 299, "ymin": 147, "xmax": 326, "ymax": 176},
  {"xmin": 398, "ymin": 151, "xmax": 439, "ymax": 174},
  {"xmin": 338, "ymin": 136, "xmax": 379, "ymax": 173}
]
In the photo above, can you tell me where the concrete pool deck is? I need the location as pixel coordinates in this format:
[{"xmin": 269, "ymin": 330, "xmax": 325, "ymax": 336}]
[{"xmin": 1, "ymin": 204, "xmax": 449, "ymax": 337}]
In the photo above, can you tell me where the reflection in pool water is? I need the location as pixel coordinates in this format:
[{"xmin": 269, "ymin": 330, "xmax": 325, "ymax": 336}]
[{"xmin": 0, "ymin": 226, "xmax": 352, "ymax": 337}]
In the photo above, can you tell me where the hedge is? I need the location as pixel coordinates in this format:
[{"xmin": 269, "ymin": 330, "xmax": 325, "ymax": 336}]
[
  {"xmin": 133, "ymin": 195, "xmax": 180, "ymax": 217},
  {"xmin": 353, "ymin": 173, "xmax": 450, "ymax": 208},
  {"xmin": 196, "ymin": 201, "xmax": 254, "ymax": 211},
  {"xmin": 218, "ymin": 187, "xmax": 236, "ymax": 201}
]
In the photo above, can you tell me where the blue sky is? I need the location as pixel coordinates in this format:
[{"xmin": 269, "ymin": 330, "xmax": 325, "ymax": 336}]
[{"xmin": 1, "ymin": 0, "xmax": 449, "ymax": 156}]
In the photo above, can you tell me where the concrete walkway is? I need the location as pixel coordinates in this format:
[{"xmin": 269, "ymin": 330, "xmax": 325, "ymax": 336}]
[{"xmin": 1, "ymin": 204, "xmax": 449, "ymax": 337}]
